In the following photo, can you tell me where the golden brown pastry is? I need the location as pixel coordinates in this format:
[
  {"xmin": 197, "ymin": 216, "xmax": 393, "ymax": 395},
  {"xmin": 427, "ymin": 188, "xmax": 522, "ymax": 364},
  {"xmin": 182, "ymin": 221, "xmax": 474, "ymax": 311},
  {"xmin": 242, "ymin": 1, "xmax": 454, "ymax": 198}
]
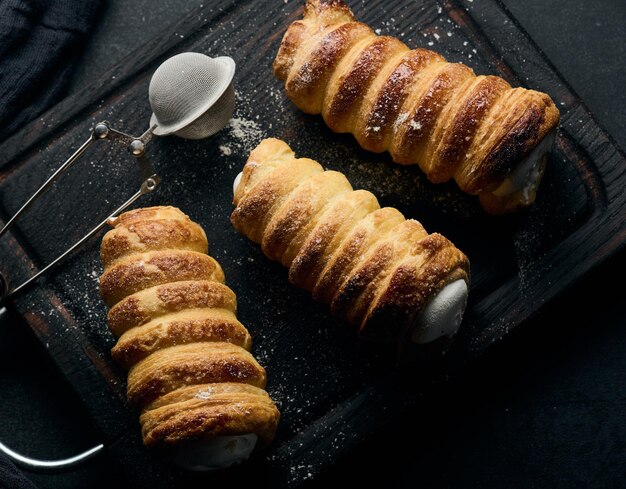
[
  {"xmin": 273, "ymin": 0, "xmax": 560, "ymax": 214},
  {"xmin": 231, "ymin": 138, "xmax": 470, "ymax": 343},
  {"xmin": 99, "ymin": 206, "xmax": 280, "ymax": 470}
]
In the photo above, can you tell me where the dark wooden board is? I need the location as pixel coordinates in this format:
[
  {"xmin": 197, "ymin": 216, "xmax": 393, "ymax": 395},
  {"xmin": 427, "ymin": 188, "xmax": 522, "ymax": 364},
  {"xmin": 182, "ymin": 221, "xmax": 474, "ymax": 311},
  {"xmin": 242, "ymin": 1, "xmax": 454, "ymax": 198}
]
[{"xmin": 0, "ymin": 0, "xmax": 624, "ymax": 486}]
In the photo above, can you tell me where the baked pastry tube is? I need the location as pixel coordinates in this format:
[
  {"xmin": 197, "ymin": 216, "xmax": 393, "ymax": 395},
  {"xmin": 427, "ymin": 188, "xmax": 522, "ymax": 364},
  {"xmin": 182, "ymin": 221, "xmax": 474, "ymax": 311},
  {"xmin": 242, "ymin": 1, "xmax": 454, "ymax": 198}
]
[
  {"xmin": 231, "ymin": 138, "xmax": 470, "ymax": 343},
  {"xmin": 273, "ymin": 0, "xmax": 560, "ymax": 214},
  {"xmin": 99, "ymin": 206, "xmax": 280, "ymax": 470}
]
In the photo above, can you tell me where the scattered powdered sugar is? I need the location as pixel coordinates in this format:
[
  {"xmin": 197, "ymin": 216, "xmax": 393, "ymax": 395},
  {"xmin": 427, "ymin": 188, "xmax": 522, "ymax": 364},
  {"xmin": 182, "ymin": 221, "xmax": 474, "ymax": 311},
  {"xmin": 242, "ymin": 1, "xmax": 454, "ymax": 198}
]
[
  {"xmin": 228, "ymin": 117, "xmax": 265, "ymax": 151},
  {"xmin": 410, "ymin": 120, "xmax": 423, "ymax": 131},
  {"xmin": 395, "ymin": 111, "xmax": 410, "ymax": 126},
  {"xmin": 195, "ymin": 386, "xmax": 215, "ymax": 400},
  {"xmin": 211, "ymin": 90, "xmax": 271, "ymax": 159}
]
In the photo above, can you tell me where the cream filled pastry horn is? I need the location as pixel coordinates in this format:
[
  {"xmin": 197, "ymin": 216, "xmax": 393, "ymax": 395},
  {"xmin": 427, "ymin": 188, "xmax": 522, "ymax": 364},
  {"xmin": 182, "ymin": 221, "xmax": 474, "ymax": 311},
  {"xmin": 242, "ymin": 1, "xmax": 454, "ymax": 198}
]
[
  {"xmin": 273, "ymin": 0, "xmax": 560, "ymax": 214},
  {"xmin": 231, "ymin": 138, "xmax": 470, "ymax": 344},
  {"xmin": 99, "ymin": 206, "xmax": 280, "ymax": 471}
]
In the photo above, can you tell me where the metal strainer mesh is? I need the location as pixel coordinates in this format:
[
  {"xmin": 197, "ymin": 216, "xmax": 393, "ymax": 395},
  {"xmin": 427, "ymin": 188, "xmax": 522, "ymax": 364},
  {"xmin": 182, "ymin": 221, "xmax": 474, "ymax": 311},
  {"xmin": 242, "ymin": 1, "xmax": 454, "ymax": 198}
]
[
  {"xmin": 173, "ymin": 83, "xmax": 235, "ymax": 140},
  {"xmin": 149, "ymin": 52, "xmax": 236, "ymax": 139}
]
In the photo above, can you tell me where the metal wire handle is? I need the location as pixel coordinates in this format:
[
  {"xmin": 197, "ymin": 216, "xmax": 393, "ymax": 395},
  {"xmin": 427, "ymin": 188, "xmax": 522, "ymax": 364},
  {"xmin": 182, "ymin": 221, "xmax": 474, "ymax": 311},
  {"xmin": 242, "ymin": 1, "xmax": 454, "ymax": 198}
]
[
  {"xmin": 0, "ymin": 440, "xmax": 104, "ymax": 472},
  {"xmin": 0, "ymin": 121, "xmax": 161, "ymax": 471},
  {"xmin": 0, "ymin": 121, "xmax": 160, "ymax": 304}
]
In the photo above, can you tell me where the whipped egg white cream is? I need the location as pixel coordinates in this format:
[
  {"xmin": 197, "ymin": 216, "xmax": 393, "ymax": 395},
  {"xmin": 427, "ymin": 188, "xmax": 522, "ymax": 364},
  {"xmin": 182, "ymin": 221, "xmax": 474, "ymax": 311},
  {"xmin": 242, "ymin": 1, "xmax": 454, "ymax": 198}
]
[
  {"xmin": 233, "ymin": 171, "xmax": 243, "ymax": 196},
  {"xmin": 411, "ymin": 279, "xmax": 468, "ymax": 344},
  {"xmin": 491, "ymin": 129, "xmax": 556, "ymax": 205},
  {"xmin": 173, "ymin": 434, "xmax": 258, "ymax": 471}
]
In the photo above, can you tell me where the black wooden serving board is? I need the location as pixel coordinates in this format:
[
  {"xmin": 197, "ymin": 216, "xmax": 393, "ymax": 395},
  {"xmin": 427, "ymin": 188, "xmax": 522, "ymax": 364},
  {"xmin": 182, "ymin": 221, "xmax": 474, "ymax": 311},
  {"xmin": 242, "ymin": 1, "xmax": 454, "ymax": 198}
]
[{"xmin": 0, "ymin": 0, "xmax": 624, "ymax": 486}]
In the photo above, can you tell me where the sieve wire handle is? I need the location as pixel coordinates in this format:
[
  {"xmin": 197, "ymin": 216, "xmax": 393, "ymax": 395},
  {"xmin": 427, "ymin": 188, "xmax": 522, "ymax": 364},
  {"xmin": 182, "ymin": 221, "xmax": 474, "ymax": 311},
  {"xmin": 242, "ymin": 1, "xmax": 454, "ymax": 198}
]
[
  {"xmin": 5, "ymin": 176, "xmax": 159, "ymax": 300},
  {"xmin": 0, "ymin": 122, "xmax": 159, "ymax": 304}
]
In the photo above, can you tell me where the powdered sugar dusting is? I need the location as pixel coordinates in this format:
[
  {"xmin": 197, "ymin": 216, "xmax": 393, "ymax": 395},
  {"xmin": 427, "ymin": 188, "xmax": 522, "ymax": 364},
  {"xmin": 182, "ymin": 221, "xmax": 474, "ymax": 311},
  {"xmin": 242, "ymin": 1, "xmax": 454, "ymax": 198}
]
[
  {"xmin": 195, "ymin": 386, "xmax": 215, "ymax": 400},
  {"xmin": 410, "ymin": 120, "xmax": 423, "ymax": 131},
  {"xmin": 227, "ymin": 117, "xmax": 265, "ymax": 153}
]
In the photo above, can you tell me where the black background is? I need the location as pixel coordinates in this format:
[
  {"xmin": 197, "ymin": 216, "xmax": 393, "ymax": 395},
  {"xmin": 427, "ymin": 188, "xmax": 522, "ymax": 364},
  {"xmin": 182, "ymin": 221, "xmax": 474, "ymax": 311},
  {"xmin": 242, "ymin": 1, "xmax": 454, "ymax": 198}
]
[{"xmin": 0, "ymin": 0, "xmax": 624, "ymax": 488}]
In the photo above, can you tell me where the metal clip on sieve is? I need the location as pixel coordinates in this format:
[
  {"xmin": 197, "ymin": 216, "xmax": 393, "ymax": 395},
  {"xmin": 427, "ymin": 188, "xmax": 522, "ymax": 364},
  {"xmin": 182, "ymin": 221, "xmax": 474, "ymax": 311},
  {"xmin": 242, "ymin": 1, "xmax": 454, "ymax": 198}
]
[{"xmin": 0, "ymin": 52, "xmax": 236, "ymax": 471}]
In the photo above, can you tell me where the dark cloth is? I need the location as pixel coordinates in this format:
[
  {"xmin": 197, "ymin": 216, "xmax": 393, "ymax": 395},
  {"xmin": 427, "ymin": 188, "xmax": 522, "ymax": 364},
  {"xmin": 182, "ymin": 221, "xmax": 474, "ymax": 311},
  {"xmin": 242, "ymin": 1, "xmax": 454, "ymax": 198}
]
[
  {"xmin": 0, "ymin": 0, "xmax": 102, "ymax": 142},
  {"xmin": 0, "ymin": 453, "xmax": 37, "ymax": 489}
]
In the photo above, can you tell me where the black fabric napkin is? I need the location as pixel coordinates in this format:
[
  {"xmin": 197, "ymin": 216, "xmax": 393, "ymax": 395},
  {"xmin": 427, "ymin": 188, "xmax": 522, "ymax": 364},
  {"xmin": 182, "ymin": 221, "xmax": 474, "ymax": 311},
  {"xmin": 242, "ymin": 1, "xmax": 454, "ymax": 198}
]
[
  {"xmin": 0, "ymin": 0, "xmax": 102, "ymax": 142},
  {"xmin": 0, "ymin": 453, "xmax": 37, "ymax": 489}
]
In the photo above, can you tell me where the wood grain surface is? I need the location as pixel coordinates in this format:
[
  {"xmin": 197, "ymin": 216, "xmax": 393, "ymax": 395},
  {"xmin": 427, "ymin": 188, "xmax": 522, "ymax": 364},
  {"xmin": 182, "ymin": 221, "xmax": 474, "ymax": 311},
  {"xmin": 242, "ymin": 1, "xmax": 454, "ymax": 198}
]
[{"xmin": 0, "ymin": 0, "xmax": 624, "ymax": 487}]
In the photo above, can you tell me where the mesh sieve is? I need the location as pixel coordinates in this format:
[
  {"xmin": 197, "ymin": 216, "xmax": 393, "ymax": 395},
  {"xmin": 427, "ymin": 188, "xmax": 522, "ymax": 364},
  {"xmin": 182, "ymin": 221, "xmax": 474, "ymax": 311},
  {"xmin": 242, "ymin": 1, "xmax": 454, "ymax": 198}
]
[{"xmin": 149, "ymin": 52, "xmax": 236, "ymax": 139}]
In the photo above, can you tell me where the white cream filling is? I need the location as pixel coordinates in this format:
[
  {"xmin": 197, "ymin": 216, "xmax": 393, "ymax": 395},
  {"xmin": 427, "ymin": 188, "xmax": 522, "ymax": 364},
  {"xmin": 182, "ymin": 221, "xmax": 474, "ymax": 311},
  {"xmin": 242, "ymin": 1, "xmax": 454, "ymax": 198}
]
[
  {"xmin": 491, "ymin": 129, "xmax": 556, "ymax": 204},
  {"xmin": 233, "ymin": 171, "xmax": 243, "ymax": 196},
  {"xmin": 173, "ymin": 434, "xmax": 258, "ymax": 471},
  {"xmin": 411, "ymin": 279, "xmax": 468, "ymax": 344}
]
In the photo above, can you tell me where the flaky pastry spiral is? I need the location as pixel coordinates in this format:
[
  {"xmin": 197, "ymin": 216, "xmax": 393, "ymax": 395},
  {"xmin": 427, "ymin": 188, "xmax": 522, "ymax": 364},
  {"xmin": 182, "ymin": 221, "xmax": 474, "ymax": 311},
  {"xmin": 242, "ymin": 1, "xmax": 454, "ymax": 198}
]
[
  {"xmin": 232, "ymin": 138, "xmax": 470, "ymax": 341},
  {"xmin": 99, "ymin": 206, "xmax": 280, "ymax": 451},
  {"xmin": 273, "ymin": 0, "xmax": 560, "ymax": 213}
]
